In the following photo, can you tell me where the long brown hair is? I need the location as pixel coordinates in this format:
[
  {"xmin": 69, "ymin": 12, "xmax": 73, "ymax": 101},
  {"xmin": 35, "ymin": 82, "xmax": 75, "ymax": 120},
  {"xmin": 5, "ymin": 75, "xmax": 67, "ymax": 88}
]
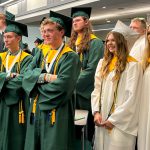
[
  {"xmin": 142, "ymin": 25, "xmax": 150, "ymax": 70},
  {"xmin": 68, "ymin": 17, "xmax": 93, "ymax": 53},
  {"xmin": 100, "ymin": 31, "xmax": 129, "ymax": 81}
]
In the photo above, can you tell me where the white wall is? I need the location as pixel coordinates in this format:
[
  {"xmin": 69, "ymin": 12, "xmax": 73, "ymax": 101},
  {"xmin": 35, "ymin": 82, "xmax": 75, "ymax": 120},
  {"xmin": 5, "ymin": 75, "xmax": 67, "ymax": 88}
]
[{"xmin": 22, "ymin": 24, "xmax": 41, "ymax": 51}]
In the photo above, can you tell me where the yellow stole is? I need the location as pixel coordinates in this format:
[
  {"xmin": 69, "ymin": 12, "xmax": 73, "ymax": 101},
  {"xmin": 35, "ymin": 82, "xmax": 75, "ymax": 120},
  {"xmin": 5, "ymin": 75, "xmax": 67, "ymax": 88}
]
[
  {"xmin": 38, "ymin": 43, "xmax": 51, "ymax": 57},
  {"xmin": 0, "ymin": 51, "xmax": 30, "ymax": 71},
  {"xmin": 75, "ymin": 34, "xmax": 97, "ymax": 46},
  {"xmin": 75, "ymin": 34, "xmax": 98, "ymax": 62},
  {"xmin": 109, "ymin": 56, "xmax": 137, "ymax": 72}
]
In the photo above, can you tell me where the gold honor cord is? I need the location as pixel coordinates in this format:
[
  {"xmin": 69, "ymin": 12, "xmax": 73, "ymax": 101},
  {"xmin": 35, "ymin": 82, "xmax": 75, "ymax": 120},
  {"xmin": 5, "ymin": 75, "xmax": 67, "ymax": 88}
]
[
  {"xmin": 19, "ymin": 100, "xmax": 25, "ymax": 124},
  {"xmin": 17, "ymin": 51, "xmax": 25, "ymax": 124},
  {"xmin": 107, "ymin": 80, "xmax": 119, "ymax": 134},
  {"xmin": 50, "ymin": 109, "xmax": 56, "ymax": 126}
]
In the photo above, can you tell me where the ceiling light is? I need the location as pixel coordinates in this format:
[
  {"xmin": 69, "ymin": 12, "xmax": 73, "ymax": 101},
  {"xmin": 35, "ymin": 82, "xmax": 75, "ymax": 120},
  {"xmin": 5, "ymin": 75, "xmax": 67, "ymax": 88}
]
[{"xmin": 91, "ymin": 7, "xmax": 150, "ymax": 21}]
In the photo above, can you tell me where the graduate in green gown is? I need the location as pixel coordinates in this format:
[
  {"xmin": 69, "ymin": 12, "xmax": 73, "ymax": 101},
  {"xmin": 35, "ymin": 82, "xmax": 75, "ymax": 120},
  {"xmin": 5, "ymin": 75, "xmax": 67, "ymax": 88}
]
[
  {"xmin": 0, "ymin": 20, "xmax": 32, "ymax": 150},
  {"xmin": 68, "ymin": 7, "xmax": 104, "ymax": 147},
  {"xmin": 23, "ymin": 11, "xmax": 81, "ymax": 150},
  {"xmin": 31, "ymin": 37, "xmax": 43, "ymax": 56}
]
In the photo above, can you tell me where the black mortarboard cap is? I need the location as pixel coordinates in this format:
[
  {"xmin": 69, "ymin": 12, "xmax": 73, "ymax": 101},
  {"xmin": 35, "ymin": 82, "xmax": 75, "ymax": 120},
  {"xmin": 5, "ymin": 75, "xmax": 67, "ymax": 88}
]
[
  {"xmin": 5, "ymin": 19, "xmax": 28, "ymax": 37},
  {"xmin": 49, "ymin": 10, "xmax": 72, "ymax": 37},
  {"xmin": 34, "ymin": 37, "xmax": 43, "ymax": 44},
  {"xmin": 71, "ymin": 7, "xmax": 92, "ymax": 19}
]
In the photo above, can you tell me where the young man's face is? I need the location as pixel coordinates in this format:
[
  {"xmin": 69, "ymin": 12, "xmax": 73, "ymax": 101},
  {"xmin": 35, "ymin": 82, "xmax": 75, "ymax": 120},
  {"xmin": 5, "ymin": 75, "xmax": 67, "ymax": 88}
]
[
  {"xmin": 72, "ymin": 16, "xmax": 88, "ymax": 33},
  {"xmin": 4, "ymin": 32, "xmax": 20, "ymax": 49},
  {"xmin": 42, "ymin": 23, "xmax": 64, "ymax": 45},
  {"xmin": 34, "ymin": 42, "xmax": 39, "ymax": 47}
]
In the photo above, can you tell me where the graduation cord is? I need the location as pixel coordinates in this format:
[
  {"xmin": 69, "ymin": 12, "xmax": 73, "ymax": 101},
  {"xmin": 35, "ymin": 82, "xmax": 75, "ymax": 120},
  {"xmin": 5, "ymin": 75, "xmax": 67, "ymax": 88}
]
[
  {"xmin": 99, "ymin": 79, "xmax": 103, "ymax": 113},
  {"xmin": 98, "ymin": 78, "xmax": 119, "ymax": 119},
  {"xmin": 107, "ymin": 80, "xmax": 119, "ymax": 120},
  {"xmin": 16, "ymin": 50, "xmax": 25, "ymax": 124}
]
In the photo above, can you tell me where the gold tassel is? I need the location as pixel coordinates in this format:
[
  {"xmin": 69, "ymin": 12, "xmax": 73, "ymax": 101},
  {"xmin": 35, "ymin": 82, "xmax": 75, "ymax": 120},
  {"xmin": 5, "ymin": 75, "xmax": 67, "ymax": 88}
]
[
  {"xmin": 80, "ymin": 53, "xmax": 83, "ymax": 62},
  {"xmin": 19, "ymin": 111, "xmax": 22, "ymax": 124},
  {"xmin": 32, "ymin": 95, "xmax": 38, "ymax": 114},
  {"xmin": 21, "ymin": 100, "xmax": 24, "ymax": 124},
  {"xmin": 19, "ymin": 100, "xmax": 25, "ymax": 124},
  {"xmin": 51, "ymin": 109, "xmax": 56, "ymax": 126},
  {"xmin": 108, "ymin": 129, "xmax": 112, "ymax": 134},
  {"xmin": 19, "ymin": 101, "xmax": 21, "ymax": 124},
  {"xmin": 21, "ymin": 111, "xmax": 25, "ymax": 124}
]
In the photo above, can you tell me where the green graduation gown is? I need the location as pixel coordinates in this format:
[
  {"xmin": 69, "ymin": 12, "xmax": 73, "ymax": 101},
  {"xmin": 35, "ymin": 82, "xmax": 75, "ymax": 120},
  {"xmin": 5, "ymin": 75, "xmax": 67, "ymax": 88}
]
[
  {"xmin": 23, "ymin": 44, "xmax": 81, "ymax": 150},
  {"xmin": 76, "ymin": 34, "xmax": 104, "ymax": 111},
  {"xmin": 0, "ymin": 51, "xmax": 33, "ymax": 150},
  {"xmin": 75, "ymin": 34, "xmax": 104, "ymax": 145}
]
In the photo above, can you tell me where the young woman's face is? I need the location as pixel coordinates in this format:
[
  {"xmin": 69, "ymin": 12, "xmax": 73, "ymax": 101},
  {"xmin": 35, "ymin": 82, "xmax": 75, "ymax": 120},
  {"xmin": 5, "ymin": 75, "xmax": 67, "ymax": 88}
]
[{"xmin": 106, "ymin": 33, "xmax": 117, "ymax": 54}]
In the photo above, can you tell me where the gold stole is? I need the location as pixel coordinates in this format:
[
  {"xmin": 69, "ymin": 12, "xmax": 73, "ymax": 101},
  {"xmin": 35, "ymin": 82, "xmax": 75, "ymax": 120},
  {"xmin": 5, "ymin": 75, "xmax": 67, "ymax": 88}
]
[
  {"xmin": 0, "ymin": 51, "xmax": 29, "ymax": 72},
  {"xmin": 75, "ymin": 34, "xmax": 97, "ymax": 62}
]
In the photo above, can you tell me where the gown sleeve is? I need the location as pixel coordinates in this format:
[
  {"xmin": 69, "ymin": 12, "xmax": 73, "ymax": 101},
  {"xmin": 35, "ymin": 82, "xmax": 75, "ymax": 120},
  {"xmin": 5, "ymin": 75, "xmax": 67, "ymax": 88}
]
[
  {"xmin": 38, "ymin": 52, "xmax": 81, "ymax": 111},
  {"xmin": 91, "ymin": 59, "xmax": 103, "ymax": 114},
  {"xmin": 22, "ymin": 50, "xmax": 43, "ymax": 96}
]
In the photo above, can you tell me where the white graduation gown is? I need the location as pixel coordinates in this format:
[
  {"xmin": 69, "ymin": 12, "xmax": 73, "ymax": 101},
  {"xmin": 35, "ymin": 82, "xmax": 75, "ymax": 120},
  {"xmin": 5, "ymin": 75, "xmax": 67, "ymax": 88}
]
[
  {"xmin": 129, "ymin": 35, "xmax": 145, "ymax": 62},
  {"xmin": 138, "ymin": 65, "xmax": 150, "ymax": 150},
  {"xmin": 91, "ymin": 59, "xmax": 142, "ymax": 150}
]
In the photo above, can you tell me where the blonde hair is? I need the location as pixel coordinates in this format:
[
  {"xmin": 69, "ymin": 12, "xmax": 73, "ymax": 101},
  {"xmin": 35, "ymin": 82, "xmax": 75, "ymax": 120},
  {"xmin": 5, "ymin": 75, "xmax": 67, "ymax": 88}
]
[
  {"xmin": 100, "ymin": 31, "xmax": 129, "ymax": 81},
  {"xmin": 0, "ymin": 13, "xmax": 5, "ymax": 20},
  {"xmin": 142, "ymin": 25, "xmax": 150, "ymax": 70},
  {"xmin": 68, "ymin": 17, "xmax": 93, "ymax": 53},
  {"xmin": 40, "ymin": 18, "xmax": 64, "ymax": 34},
  {"xmin": 131, "ymin": 18, "xmax": 147, "ymax": 29}
]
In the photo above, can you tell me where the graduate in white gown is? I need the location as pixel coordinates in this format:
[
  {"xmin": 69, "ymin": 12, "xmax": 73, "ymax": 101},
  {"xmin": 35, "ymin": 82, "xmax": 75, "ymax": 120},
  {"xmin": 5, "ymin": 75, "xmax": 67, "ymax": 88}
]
[
  {"xmin": 129, "ymin": 18, "xmax": 147, "ymax": 62},
  {"xmin": 91, "ymin": 31, "xmax": 142, "ymax": 150},
  {"xmin": 138, "ymin": 25, "xmax": 150, "ymax": 150}
]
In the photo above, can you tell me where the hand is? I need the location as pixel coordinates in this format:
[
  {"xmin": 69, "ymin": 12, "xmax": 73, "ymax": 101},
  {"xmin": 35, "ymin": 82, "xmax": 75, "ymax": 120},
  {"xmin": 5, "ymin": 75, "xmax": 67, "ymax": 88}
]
[
  {"xmin": 50, "ymin": 75, "xmax": 57, "ymax": 82},
  {"xmin": 10, "ymin": 73, "xmax": 19, "ymax": 78},
  {"xmin": 94, "ymin": 112, "xmax": 102, "ymax": 126},
  {"xmin": 100, "ymin": 120, "xmax": 114, "ymax": 130},
  {"xmin": 44, "ymin": 74, "xmax": 57, "ymax": 82}
]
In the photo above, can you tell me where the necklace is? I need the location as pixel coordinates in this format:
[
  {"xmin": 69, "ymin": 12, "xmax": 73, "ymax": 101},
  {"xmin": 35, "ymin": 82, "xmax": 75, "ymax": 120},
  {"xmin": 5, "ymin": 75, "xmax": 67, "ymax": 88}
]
[{"xmin": 45, "ymin": 42, "xmax": 64, "ymax": 73}]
